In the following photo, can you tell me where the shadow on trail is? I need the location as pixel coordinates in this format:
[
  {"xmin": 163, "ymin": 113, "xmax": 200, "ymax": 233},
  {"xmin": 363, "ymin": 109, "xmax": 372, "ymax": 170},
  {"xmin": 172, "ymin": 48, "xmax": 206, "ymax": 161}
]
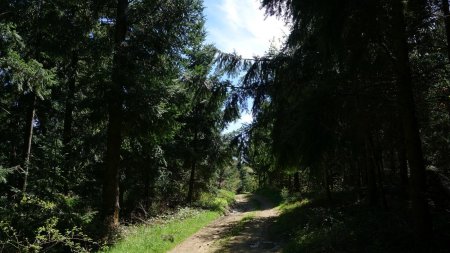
[
  {"xmin": 190, "ymin": 195, "xmax": 259, "ymax": 242},
  {"xmin": 210, "ymin": 194, "xmax": 282, "ymax": 253}
]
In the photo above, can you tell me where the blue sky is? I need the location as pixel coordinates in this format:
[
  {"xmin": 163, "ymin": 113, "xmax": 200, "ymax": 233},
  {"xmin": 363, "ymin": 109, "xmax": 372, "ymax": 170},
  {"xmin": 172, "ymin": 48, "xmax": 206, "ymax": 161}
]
[{"xmin": 202, "ymin": 0, "xmax": 288, "ymax": 133}]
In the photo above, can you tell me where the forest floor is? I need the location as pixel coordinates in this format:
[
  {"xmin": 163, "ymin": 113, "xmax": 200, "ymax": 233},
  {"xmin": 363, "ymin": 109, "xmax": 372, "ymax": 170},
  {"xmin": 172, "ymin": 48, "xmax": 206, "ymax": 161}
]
[{"xmin": 168, "ymin": 194, "xmax": 283, "ymax": 253}]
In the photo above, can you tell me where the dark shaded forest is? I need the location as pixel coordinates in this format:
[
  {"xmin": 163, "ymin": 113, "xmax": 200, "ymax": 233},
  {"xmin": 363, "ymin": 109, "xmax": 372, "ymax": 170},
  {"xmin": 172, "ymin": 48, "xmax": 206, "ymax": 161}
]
[{"xmin": 1, "ymin": 0, "xmax": 450, "ymax": 252}]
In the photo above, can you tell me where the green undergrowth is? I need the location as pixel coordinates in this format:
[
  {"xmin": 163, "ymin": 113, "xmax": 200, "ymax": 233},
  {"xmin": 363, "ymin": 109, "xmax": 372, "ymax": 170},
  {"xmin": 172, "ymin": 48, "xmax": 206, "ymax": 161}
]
[
  {"xmin": 103, "ymin": 189, "xmax": 236, "ymax": 253},
  {"xmin": 269, "ymin": 192, "xmax": 450, "ymax": 253},
  {"xmin": 271, "ymin": 196, "xmax": 413, "ymax": 252},
  {"xmin": 103, "ymin": 207, "xmax": 220, "ymax": 253},
  {"xmin": 196, "ymin": 189, "xmax": 236, "ymax": 213}
]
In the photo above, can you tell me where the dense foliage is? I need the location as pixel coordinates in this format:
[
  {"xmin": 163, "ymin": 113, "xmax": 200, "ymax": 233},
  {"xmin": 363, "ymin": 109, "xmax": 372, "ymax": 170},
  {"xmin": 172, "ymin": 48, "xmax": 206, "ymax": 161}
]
[
  {"xmin": 219, "ymin": 0, "xmax": 450, "ymax": 251},
  {"xmin": 2, "ymin": 0, "xmax": 450, "ymax": 252},
  {"xmin": 0, "ymin": 0, "xmax": 241, "ymax": 251}
]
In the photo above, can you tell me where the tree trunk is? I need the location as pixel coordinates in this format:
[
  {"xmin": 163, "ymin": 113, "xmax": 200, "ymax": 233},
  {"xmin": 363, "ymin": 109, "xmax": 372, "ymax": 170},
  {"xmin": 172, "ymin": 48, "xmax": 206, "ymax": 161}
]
[
  {"xmin": 442, "ymin": 0, "xmax": 450, "ymax": 61},
  {"xmin": 62, "ymin": 51, "xmax": 78, "ymax": 194},
  {"xmin": 293, "ymin": 171, "xmax": 300, "ymax": 192},
  {"xmin": 363, "ymin": 132, "xmax": 379, "ymax": 206},
  {"xmin": 440, "ymin": 0, "xmax": 450, "ymax": 116},
  {"xmin": 102, "ymin": 0, "xmax": 128, "ymax": 233},
  {"xmin": 187, "ymin": 129, "xmax": 198, "ymax": 203},
  {"xmin": 365, "ymin": 147, "xmax": 378, "ymax": 206},
  {"xmin": 22, "ymin": 94, "xmax": 36, "ymax": 193},
  {"xmin": 62, "ymin": 51, "xmax": 78, "ymax": 151},
  {"xmin": 143, "ymin": 167, "xmax": 150, "ymax": 201},
  {"xmin": 287, "ymin": 174, "xmax": 292, "ymax": 191},
  {"xmin": 355, "ymin": 158, "xmax": 362, "ymax": 201},
  {"xmin": 323, "ymin": 164, "xmax": 332, "ymax": 201},
  {"xmin": 391, "ymin": 0, "xmax": 432, "ymax": 248},
  {"xmin": 373, "ymin": 143, "xmax": 388, "ymax": 209},
  {"xmin": 217, "ymin": 167, "xmax": 225, "ymax": 189},
  {"xmin": 20, "ymin": 0, "xmax": 44, "ymax": 195},
  {"xmin": 187, "ymin": 160, "xmax": 196, "ymax": 203},
  {"xmin": 398, "ymin": 146, "xmax": 409, "ymax": 190}
]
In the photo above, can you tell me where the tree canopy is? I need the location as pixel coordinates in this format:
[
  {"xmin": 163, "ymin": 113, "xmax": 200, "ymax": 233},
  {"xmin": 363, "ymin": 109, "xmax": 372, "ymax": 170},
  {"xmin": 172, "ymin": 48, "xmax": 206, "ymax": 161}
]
[{"xmin": 1, "ymin": 0, "xmax": 450, "ymax": 252}]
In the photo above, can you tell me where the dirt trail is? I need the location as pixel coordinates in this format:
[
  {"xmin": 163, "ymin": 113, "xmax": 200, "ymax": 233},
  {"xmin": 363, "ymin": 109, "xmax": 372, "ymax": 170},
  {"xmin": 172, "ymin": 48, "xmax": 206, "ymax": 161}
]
[{"xmin": 168, "ymin": 194, "xmax": 281, "ymax": 253}]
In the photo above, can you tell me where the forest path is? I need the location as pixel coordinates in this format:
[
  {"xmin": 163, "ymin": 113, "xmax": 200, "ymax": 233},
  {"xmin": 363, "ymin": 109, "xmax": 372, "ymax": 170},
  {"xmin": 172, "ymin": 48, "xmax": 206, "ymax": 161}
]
[{"xmin": 168, "ymin": 194, "xmax": 282, "ymax": 253}]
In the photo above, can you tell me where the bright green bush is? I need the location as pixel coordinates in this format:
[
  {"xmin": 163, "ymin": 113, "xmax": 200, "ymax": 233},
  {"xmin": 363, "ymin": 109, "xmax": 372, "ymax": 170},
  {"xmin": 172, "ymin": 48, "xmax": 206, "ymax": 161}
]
[
  {"xmin": 196, "ymin": 189, "xmax": 235, "ymax": 213},
  {"xmin": 218, "ymin": 189, "xmax": 235, "ymax": 203},
  {"xmin": 240, "ymin": 166, "xmax": 258, "ymax": 192}
]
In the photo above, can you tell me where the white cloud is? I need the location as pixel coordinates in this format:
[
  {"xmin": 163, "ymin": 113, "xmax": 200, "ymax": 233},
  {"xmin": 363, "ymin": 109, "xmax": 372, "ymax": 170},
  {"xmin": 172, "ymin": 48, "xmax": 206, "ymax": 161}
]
[
  {"xmin": 241, "ymin": 112, "xmax": 253, "ymax": 124},
  {"xmin": 205, "ymin": 0, "xmax": 288, "ymax": 58},
  {"xmin": 223, "ymin": 112, "xmax": 254, "ymax": 134},
  {"xmin": 221, "ymin": 0, "xmax": 240, "ymax": 29}
]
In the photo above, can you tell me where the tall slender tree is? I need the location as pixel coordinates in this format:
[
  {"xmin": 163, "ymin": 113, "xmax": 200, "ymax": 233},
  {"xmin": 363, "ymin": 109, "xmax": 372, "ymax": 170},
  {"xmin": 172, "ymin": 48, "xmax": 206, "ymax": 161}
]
[
  {"xmin": 102, "ymin": 0, "xmax": 128, "ymax": 231},
  {"xmin": 391, "ymin": 0, "xmax": 432, "ymax": 246}
]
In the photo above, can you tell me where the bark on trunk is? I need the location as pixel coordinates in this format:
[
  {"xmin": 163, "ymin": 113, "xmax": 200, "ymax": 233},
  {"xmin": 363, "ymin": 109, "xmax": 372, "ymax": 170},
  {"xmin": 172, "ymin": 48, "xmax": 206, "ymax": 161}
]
[
  {"xmin": 102, "ymin": 0, "xmax": 128, "ymax": 233},
  {"xmin": 392, "ymin": 0, "xmax": 432, "ymax": 248}
]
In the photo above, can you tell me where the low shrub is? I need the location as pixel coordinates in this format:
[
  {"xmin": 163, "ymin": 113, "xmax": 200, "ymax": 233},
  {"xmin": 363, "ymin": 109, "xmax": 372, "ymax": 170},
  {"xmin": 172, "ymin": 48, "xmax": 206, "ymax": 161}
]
[
  {"xmin": 269, "ymin": 196, "xmax": 417, "ymax": 253},
  {"xmin": 196, "ymin": 189, "xmax": 235, "ymax": 213},
  {"xmin": 0, "ymin": 193, "xmax": 98, "ymax": 253}
]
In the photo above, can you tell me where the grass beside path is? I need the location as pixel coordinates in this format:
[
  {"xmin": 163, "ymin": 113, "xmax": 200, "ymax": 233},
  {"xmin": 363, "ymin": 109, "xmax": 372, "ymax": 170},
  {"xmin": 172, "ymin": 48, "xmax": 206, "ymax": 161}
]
[
  {"xmin": 104, "ymin": 190, "xmax": 235, "ymax": 253},
  {"xmin": 104, "ymin": 208, "xmax": 220, "ymax": 253}
]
